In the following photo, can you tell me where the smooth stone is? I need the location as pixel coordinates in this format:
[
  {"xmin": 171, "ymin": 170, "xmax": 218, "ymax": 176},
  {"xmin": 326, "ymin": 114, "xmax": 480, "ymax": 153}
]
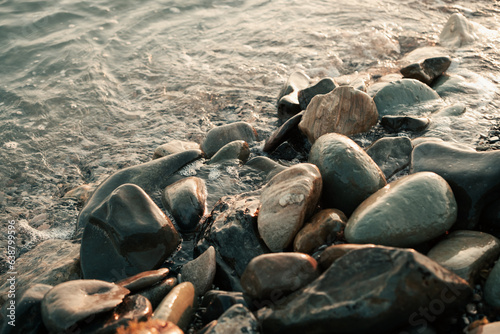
[
  {"xmin": 400, "ymin": 56, "xmax": 452, "ymax": 85},
  {"xmin": 152, "ymin": 282, "xmax": 197, "ymax": 331},
  {"xmin": 117, "ymin": 268, "xmax": 170, "ymax": 293},
  {"xmin": 298, "ymin": 86, "xmax": 378, "ymax": 144},
  {"xmin": 366, "ymin": 136, "xmax": 413, "ymax": 179},
  {"xmin": 318, "ymin": 244, "xmax": 376, "ymax": 271},
  {"xmin": 335, "ymin": 72, "xmax": 370, "ymax": 92},
  {"xmin": 64, "ymin": 184, "xmax": 95, "ymax": 204},
  {"xmin": 263, "ymin": 111, "xmax": 304, "ymax": 153},
  {"xmin": 162, "ymin": 176, "xmax": 207, "ymax": 231},
  {"xmin": 0, "ymin": 240, "xmax": 80, "ymax": 306},
  {"xmin": 467, "ymin": 322, "xmax": 500, "ymax": 334},
  {"xmin": 201, "ymin": 122, "xmax": 257, "ymax": 158},
  {"xmin": 373, "ymin": 79, "xmax": 440, "ymax": 117},
  {"xmin": 81, "ymin": 294, "xmax": 152, "ymax": 334},
  {"xmin": 433, "ymin": 103, "xmax": 466, "ymax": 117},
  {"xmin": 181, "ymin": 246, "xmax": 216, "ymax": 296},
  {"xmin": 309, "ymin": 133, "xmax": 386, "ymax": 216},
  {"xmin": 345, "ymin": 172, "xmax": 457, "ymax": 247},
  {"xmin": 427, "ymin": 230, "xmax": 500, "ymax": 284},
  {"xmin": 440, "ymin": 13, "xmax": 478, "ymax": 48},
  {"xmin": 241, "ymin": 253, "xmax": 319, "ymax": 301},
  {"xmin": 115, "ymin": 320, "xmax": 183, "ymax": 334},
  {"xmin": 400, "ymin": 46, "xmax": 449, "ymax": 64},
  {"xmin": 208, "ymin": 140, "xmax": 250, "ymax": 165},
  {"xmin": 484, "ymin": 260, "xmax": 500, "ymax": 309},
  {"xmin": 432, "ymin": 74, "xmax": 476, "ymax": 97},
  {"xmin": 200, "ymin": 291, "xmax": 248, "ymax": 324},
  {"xmin": 0, "ymin": 284, "xmax": 52, "ymax": 334},
  {"xmin": 293, "ymin": 209, "xmax": 347, "ymax": 254},
  {"xmin": 81, "ymin": 184, "xmax": 180, "ymax": 282},
  {"xmin": 381, "ymin": 115, "xmax": 430, "ymax": 132},
  {"xmin": 138, "ymin": 277, "xmax": 178, "ymax": 309},
  {"xmin": 153, "ymin": 140, "xmax": 200, "ymax": 159},
  {"xmin": 277, "ymin": 72, "xmax": 310, "ymax": 123},
  {"xmin": 258, "ymin": 246, "xmax": 471, "ymax": 334},
  {"xmin": 77, "ymin": 149, "xmax": 202, "ymax": 232},
  {"xmin": 204, "ymin": 304, "xmax": 258, "ymax": 334},
  {"xmin": 41, "ymin": 279, "xmax": 130, "ymax": 333},
  {"xmin": 258, "ymin": 163, "xmax": 322, "ymax": 252},
  {"xmin": 411, "ymin": 137, "xmax": 444, "ymax": 147},
  {"xmin": 298, "ymin": 78, "xmax": 337, "ymax": 110},
  {"xmin": 411, "ymin": 141, "xmax": 500, "ymax": 229},
  {"xmin": 196, "ymin": 192, "xmax": 269, "ymax": 291},
  {"xmin": 242, "ymin": 156, "xmax": 287, "ymax": 182}
]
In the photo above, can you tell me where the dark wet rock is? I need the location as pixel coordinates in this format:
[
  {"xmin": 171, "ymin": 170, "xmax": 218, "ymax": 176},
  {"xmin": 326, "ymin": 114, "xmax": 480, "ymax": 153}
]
[
  {"xmin": 263, "ymin": 111, "xmax": 304, "ymax": 153},
  {"xmin": 153, "ymin": 140, "xmax": 200, "ymax": 159},
  {"xmin": 82, "ymin": 294, "xmax": 152, "ymax": 334},
  {"xmin": 115, "ymin": 319, "xmax": 183, "ymax": 334},
  {"xmin": 200, "ymin": 291, "xmax": 248, "ymax": 324},
  {"xmin": 241, "ymin": 253, "xmax": 319, "ymax": 303},
  {"xmin": 484, "ymin": 260, "xmax": 500, "ymax": 309},
  {"xmin": 204, "ymin": 304, "xmax": 258, "ymax": 334},
  {"xmin": 440, "ymin": 13, "xmax": 478, "ymax": 48},
  {"xmin": 162, "ymin": 176, "xmax": 207, "ymax": 232},
  {"xmin": 41, "ymin": 279, "xmax": 130, "ymax": 333},
  {"xmin": 77, "ymin": 149, "xmax": 202, "ymax": 232},
  {"xmin": 258, "ymin": 246, "xmax": 472, "ymax": 334},
  {"xmin": 427, "ymin": 230, "xmax": 500, "ymax": 284},
  {"xmin": 0, "ymin": 240, "xmax": 80, "ymax": 306},
  {"xmin": 293, "ymin": 209, "xmax": 346, "ymax": 254},
  {"xmin": 318, "ymin": 244, "xmax": 376, "ymax": 271},
  {"xmin": 468, "ymin": 322, "xmax": 500, "ymax": 334},
  {"xmin": 433, "ymin": 103, "xmax": 466, "ymax": 117},
  {"xmin": 268, "ymin": 142, "xmax": 302, "ymax": 161},
  {"xmin": 432, "ymin": 74, "xmax": 477, "ymax": 97},
  {"xmin": 117, "ymin": 268, "xmax": 170, "ymax": 293},
  {"xmin": 242, "ymin": 156, "xmax": 287, "ymax": 182},
  {"xmin": 298, "ymin": 86, "xmax": 378, "ymax": 144},
  {"xmin": 80, "ymin": 184, "xmax": 180, "ymax": 282},
  {"xmin": 411, "ymin": 141, "xmax": 500, "ymax": 230},
  {"xmin": 479, "ymin": 198, "xmax": 500, "ymax": 238},
  {"xmin": 298, "ymin": 78, "xmax": 337, "ymax": 110},
  {"xmin": 138, "ymin": 277, "xmax": 177, "ymax": 309},
  {"xmin": 258, "ymin": 164, "xmax": 322, "ymax": 252},
  {"xmin": 345, "ymin": 172, "xmax": 457, "ymax": 247},
  {"xmin": 381, "ymin": 115, "xmax": 430, "ymax": 132},
  {"xmin": 0, "ymin": 284, "xmax": 51, "ymax": 334},
  {"xmin": 181, "ymin": 246, "xmax": 216, "ymax": 296},
  {"xmin": 196, "ymin": 192, "xmax": 269, "ymax": 292},
  {"xmin": 365, "ymin": 136, "xmax": 413, "ymax": 179},
  {"xmin": 208, "ymin": 140, "xmax": 250, "ymax": 165},
  {"xmin": 277, "ymin": 72, "xmax": 310, "ymax": 123},
  {"xmin": 373, "ymin": 79, "xmax": 441, "ymax": 117},
  {"xmin": 201, "ymin": 122, "xmax": 257, "ymax": 158},
  {"xmin": 152, "ymin": 282, "xmax": 197, "ymax": 331},
  {"xmin": 309, "ymin": 133, "xmax": 386, "ymax": 216},
  {"xmin": 400, "ymin": 56, "xmax": 452, "ymax": 85}
]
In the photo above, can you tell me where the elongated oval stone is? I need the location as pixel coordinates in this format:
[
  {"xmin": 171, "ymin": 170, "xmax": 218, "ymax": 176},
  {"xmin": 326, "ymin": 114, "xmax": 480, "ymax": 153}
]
[
  {"xmin": 258, "ymin": 163, "xmax": 322, "ymax": 252},
  {"xmin": 345, "ymin": 172, "xmax": 457, "ymax": 247},
  {"xmin": 153, "ymin": 282, "xmax": 197, "ymax": 331}
]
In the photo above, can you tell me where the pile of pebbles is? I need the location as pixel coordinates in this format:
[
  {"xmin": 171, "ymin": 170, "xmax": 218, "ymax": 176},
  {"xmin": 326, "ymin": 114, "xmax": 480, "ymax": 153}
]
[{"xmin": 2, "ymin": 12, "xmax": 500, "ymax": 334}]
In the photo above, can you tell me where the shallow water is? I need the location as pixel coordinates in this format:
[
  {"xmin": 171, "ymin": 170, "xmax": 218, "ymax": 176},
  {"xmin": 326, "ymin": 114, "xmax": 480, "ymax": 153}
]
[{"xmin": 1, "ymin": 0, "xmax": 500, "ymax": 266}]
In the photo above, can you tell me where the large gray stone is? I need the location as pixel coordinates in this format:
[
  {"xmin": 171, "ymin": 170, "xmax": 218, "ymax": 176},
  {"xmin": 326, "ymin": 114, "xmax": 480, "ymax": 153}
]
[
  {"xmin": 411, "ymin": 141, "xmax": 500, "ymax": 230},
  {"xmin": 201, "ymin": 122, "xmax": 257, "ymax": 158},
  {"xmin": 298, "ymin": 86, "xmax": 378, "ymax": 144},
  {"xmin": 77, "ymin": 149, "xmax": 202, "ymax": 233},
  {"xmin": 309, "ymin": 133, "xmax": 386, "ymax": 216},
  {"xmin": 240, "ymin": 253, "xmax": 319, "ymax": 301},
  {"xmin": 162, "ymin": 176, "xmax": 207, "ymax": 231},
  {"xmin": 440, "ymin": 13, "xmax": 478, "ymax": 48},
  {"xmin": 373, "ymin": 79, "xmax": 440, "ymax": 117},
  {"xmin": 152, "ymin": 282, "xmax": 197, "ymax": 331},
  {"xmin": 427, "ymin": 230, "xmax": 500, "ymax": 284},
  {"xmin": 258, "ymin": 163, "xmax": 322, "ymax": 252},
  {"xmin": 345, "ymin": 172, "xmax": 457, "ymax": 247},
  {"xmin": 80, "ymin": 184, "xmax": 180, "ymax": 282},
  {"xmin": 366, "ymin": 136, "xmax": 413, "ymax": 179},
  {"xmin": 0, "ymin": 240, "xmax": 80, "ymax": 306},
  {"xmin": 258, "ymin": 246, "xmax": 471, "ymax": 334}
]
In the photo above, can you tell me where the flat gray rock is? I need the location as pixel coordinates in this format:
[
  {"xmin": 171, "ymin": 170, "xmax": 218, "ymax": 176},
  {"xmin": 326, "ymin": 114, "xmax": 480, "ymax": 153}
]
[{"xmin": 181, "ymin": 246, "xmax": 216, "ymax": 296}]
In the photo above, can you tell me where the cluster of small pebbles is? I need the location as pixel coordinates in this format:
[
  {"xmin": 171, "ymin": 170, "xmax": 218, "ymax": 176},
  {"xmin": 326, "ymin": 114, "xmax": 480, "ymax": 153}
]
[{"xmin": 2, "ymin": 12, "xmax": 500, "ymax": 334}]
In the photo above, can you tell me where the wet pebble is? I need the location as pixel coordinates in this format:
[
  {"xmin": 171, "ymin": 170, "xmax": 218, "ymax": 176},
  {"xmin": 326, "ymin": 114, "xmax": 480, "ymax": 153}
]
[
  {"xmin": 208, "ymin": 140, "xmax": 250, "ymax": 165},
  {"xmin": 400, "ymin": 56, "xmax": 451, "ymax": 85},
  {"xmin": 153, "ymin": 282, "xmax": 197, "ymax": 331},
  {"xmin": 153, "ymin": 140, "xmax": 200, "ymax": 159},
  {"xmin": 440, "ymin": 13, "xmax": 478, "ymax": 48},
  {"xmin": 180, "ymin": 246, "xmax": 216, "ymax": 296},
  {"xmin": 203, "ymin": 304, "xmax": 258, "ymax": 334},
  {"xmin": 117, "ymin": 268, "xmax": 170, "ymax": 293},
  {"xmin": 200, "ymin": 290, "xmax": 248, "ymax": 324},
  {"xmin": 380, "ymin": 115, "xmax": 430, "ymax": 132},
  {"xmin": 201, "ymin": 122, "xmax": 257, "ymax": 158},
  {"xmin": 298, "ymin": 77, "xmax": 337, "ymax": 110},
  {"xmin": 365, "ymin": 136, "xmax": 413, "ymax": 179},
  {"xmin": 277, "ymin": 71, "xmax": 310, "ymax": 123}
]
